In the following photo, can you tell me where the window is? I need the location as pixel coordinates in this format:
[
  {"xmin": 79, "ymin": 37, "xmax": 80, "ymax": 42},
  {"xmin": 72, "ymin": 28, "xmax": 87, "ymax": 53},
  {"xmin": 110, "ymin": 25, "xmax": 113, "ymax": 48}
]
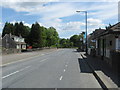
[
  {"xmin": 22, "ymin": 45, "xmax": 26, "ymax": 49},
  {"xmin": 110, "ymin": 40, "xmax": 112, "ymax": 46},
  {"xmin": 12, "ymin": 38, "xmax": 14, "ymax": 40}
]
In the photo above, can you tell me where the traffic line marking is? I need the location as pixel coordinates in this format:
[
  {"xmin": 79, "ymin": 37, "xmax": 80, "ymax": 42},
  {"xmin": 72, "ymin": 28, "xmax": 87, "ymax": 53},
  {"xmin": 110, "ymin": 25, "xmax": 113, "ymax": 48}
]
[
  {"xmin": 1, "ymin": 54, "xmax": 45, "ymax": 67},
  {"xmin": 1, "ymin": 49, "xmax": 58, "ymax": 67},
  {"xmin": 65, "ymin": 65, "xmax": 68, "ymax": 67},
  {"xmin": 59, "ymin": 76, "xmax": 63, "ymax": 80},
  {"xmin": 41, "ymin": 54, "xmax": 45, "ymax": 55},
  {"xmin": 39, "ymin": 59, "xmax": 48, "ymax": 62},
  {"xmin": 63, "ymin": 69, "xmax": 66, "ymax": 72},
  {"xmin": 2, "ymin": 66, "xmax": 31, "ymax": 79}
]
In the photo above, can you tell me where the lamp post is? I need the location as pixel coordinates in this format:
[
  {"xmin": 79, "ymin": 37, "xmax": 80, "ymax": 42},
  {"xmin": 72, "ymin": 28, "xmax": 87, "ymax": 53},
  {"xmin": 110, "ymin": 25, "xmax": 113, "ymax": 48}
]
[{"xmin": 76, "ymin": 11, "xmax": 88, "ymax": 54}]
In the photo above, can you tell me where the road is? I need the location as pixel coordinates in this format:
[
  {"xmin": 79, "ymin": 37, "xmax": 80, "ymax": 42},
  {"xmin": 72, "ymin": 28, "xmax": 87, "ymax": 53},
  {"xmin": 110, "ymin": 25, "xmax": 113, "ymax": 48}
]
[{"xmin": 2, "ymin": 49, "xmax": 101, "ymax": 88}]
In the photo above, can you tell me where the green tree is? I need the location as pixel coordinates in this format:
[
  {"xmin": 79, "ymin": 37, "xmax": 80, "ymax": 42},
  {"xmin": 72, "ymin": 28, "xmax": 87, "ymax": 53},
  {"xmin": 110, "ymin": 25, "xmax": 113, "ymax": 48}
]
[
  {"xmin": 59, "ymin": 38, "xmax": 73, "ymax": 48},
  {"xmin": 40, "ymin": 26, "xmax": 47, "ymax": 47},
  {"xmin": 14, "ymin": 22, "xmax": 30, "ymax": 38},
  {"xmin": 46, "ymin": 27, "xmax": 59, "ymax": 47},
  {"xmin": 2, "ymin": 22, "xmax": 15, "ymax": 37},
  {"xmin": 28, "ymin": 22, "xmax": 43, "ymax": 48},
  {"xmin": 70, "ymin": 35, "xmax": 80, "ymax": 47}
]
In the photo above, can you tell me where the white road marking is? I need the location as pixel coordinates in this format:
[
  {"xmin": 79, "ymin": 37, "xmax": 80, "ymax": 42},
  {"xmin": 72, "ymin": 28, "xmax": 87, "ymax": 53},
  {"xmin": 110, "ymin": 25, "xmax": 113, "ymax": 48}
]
[
  {"xmin": 39, "ymin": 59, "xmax": 47, "ymax": 62},
  {"xmin": 2, "ymin": 71, "xmax": 20, "ymax": 79},
  {"xmin": 1, "ymin": 49, "xmax": 58, "ymax": 67},
  {"xmin": 41, "ymin": 54, "xmax": 45, "ymax": 55},
  {"xmin": 59, "ymin": 76, "xmax": 63, "ymax": 80},
  {"xmin": 63, "ymin": 69, "xmax": 66, "ymax": 72},
  {"xmin": 2, "ymin": 66, "xmax": 31, "ymax": 79},
  {"xmin": 1, "ymin": 54, "xmax": 44, "ymax": 67},
  {"xmin": 65, "ymin": 65, "xmax": 68, "ymax": 67}
]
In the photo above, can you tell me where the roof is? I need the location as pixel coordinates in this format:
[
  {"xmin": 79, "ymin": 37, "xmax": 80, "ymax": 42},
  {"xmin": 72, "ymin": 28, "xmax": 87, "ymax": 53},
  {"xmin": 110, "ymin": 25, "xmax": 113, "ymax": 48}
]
[
  {"xmin": 110, "ymin": 22, "xmax": 120, "ymax": 29},
  {"xmin": 11, "ymin": 35, "xmax": 23, "ymax": 39},
  {"xmin": 92, "ymin": 22, "xmax": 120, "ymax": 39},
  {"xmin": 92, "ymin": 29, "xmax": 106, "ymax": 39}
]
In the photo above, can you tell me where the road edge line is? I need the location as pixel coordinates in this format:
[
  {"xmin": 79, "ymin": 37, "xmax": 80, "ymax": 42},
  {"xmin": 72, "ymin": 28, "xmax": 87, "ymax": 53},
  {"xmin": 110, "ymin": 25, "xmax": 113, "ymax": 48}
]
[{"xmin": 1, "ymin": 49, "xmax": 59, "ymax": 67}]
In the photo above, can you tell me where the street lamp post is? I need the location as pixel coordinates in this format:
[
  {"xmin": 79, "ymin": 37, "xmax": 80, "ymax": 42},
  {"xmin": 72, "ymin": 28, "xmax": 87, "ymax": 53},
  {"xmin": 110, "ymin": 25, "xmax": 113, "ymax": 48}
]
[{"xmin": 76, "ymin": 11, "xmax": 88, "ymax": 54}]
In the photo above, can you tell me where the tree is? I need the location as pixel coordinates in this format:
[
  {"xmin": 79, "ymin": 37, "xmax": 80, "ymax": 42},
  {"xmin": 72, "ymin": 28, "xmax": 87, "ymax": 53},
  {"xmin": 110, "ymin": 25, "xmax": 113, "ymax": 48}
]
[
  {"xmin": 40, "ymin": 26, "xmax": 47, "ymax": 47},
  {"xmin": 14, "ymin": 22, "xmax": 20, "ymax": 36},
  {"xmin": 70, "ymin": 35, "xmax": 80, "ymax": 47},
  {"xmin": 2, "ymin": 22, "xmax": 14, "ymax": 37},
  {"xmin": 46, "ymin": 27, "xmax": 59, "ymax": 47},
  {"xmin": 14, "ymin": 22, "xmax": 30, "ymax": 38},
  {"xmin": 28, "ymin": 22, "xmax": 43, "ymax": 48},
  {"xmin": 59, "ymin": 38, "xmax": 67, "ymax": 47},
  {"xmin": 59, "ymin": 38, "xmax": 73, "ymax": 48},
  {"xmin": 2, "ymin": 21, "xmax": 60, "ymax": 49}
]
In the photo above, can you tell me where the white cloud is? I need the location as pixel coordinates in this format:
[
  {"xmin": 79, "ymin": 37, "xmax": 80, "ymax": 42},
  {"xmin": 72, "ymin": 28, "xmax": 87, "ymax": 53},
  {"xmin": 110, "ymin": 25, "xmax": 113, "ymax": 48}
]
[
  {"xmin": 86, "ymin": 18, "xmax": 106, "ymax": 34},
  {"xmin": 0, "ymin": 22, "xmax": 3, "ymax": 33},
  {"xmin": 1, "ymin": 2, "xmax": 47, "ymax": 12},
  {"xmin": 1, "ymin": 2, "xmax": 117, "ymax": 21},
  {"xmin": 1, "ymin": 2, "xmax": 118, "ymax": 38},
  {"xmin": 87, "ymin": 3, "xmax": 118, "ymax": 20},
  {"xmin": 87, "ymin": 18, "xmax": 104, "ymax": 27},
  {"xmin": 62, "ymin": 21, "xmax": 85, "ymax": 31},
  {"xmin": 10, "ymin": 20, "xmax": 32, "ymax": 28},
  {"xmin": 1, "ymin": 0, "xmax": 118, "ymax": 2},
  {"xmin": 24, "ymin": 23, "xmax": 32, "ymax": 28},
  {"xmin": 2, "ymin": 0, "xmax": 59, "ymax": 2}
]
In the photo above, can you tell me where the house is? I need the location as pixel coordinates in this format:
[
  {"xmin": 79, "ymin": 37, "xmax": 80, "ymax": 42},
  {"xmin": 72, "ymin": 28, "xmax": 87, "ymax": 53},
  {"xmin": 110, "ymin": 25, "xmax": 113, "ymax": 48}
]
[
  {"xmin": 0, "ymin": 33, "xmax": 2, "ymax": 47},
  {"xmin": 0, "ymin": 34, "xmax": 2, "ymax": 54},
  {"xmin": 2, "ymin": 33, "xmax": 26, "ymax": 53},
  {"xmin": 90, "ymin": 22, "xmax": 120, "ymax": 66},
  {"xmin": 87, "ymin": 29, "xmax": 105, "ymax": 55}
]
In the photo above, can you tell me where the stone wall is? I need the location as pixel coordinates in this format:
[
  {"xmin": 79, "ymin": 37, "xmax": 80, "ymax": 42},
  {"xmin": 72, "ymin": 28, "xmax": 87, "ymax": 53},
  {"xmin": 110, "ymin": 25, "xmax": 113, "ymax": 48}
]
[
  {"xmin": 110, "ymin": 50, "xmax": 120, "ymax": 86},
  {"xmin": 2, "ymin": 48, "xmax": 21, "ymax": 55}
]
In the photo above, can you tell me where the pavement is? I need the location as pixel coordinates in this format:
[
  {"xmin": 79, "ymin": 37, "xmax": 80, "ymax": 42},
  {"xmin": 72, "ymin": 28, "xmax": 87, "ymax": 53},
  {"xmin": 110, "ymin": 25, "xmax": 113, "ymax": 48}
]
[
  {"xmin": 80, "ymin": 52, "xmax": 119, "ymax": 89},
  {"xmin": 2, "ymin": 49, "xmax": 101, "ymax": 88}
]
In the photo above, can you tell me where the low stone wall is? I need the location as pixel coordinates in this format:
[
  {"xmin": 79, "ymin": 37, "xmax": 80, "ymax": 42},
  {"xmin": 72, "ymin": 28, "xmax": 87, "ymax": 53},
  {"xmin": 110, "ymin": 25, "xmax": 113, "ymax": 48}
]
[
  {"xmin": 2, "ymin": 48, "xmax": 21, "ymax": 55},
  {"xmin": 110, "ymin": 50, "xmax": 120, "ymax": 70},
  {"xmin": 110, "ymin": 50, "xmax": 120, "ymax": 86}
]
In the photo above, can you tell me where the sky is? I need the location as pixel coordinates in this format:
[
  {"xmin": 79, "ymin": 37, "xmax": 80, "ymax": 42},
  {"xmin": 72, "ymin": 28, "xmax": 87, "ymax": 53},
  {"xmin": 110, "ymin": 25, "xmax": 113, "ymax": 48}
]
[{"xmin": 0, "ymin": 0, "xmax": 119, "ymax": 38}]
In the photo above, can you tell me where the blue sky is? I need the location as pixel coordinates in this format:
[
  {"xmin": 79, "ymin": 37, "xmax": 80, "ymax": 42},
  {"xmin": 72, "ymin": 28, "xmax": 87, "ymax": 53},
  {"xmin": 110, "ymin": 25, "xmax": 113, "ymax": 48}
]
[{"xmin": 0, "ymin": 1, "xmax": 118, "ymax": 38}]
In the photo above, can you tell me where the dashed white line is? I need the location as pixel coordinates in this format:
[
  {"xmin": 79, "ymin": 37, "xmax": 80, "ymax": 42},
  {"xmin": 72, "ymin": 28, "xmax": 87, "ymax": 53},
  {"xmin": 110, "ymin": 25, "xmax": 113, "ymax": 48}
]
[
  {"xmin": 59, "ymin": 76, "xmax": 63, "ymax": 80},
  {"xmin": 2, "ymin": 71, "xmax": 20, "ymax": 79},
  {"xmin": 41, "ymin": 54, "xmax": 45, "ymax": 55},
  {"xmin": 19, "ymin": 66, "xmax": 31, "ymax": 71},
  {"xmin": 63, "ymin": 69, "xmax": 66, "ymax": 72},
  {"xmin": 39, "ymin": 59, "xmax": 47, "ymax": 62},
  {"xmin": 65, "ymin": 65, "xmax": 68, "ymax": 67},
  {"xmin": 1, "ymin": 54, "xmax": 45, "ymax": 67},
  {"xmin": 2, "ymin": 66, "xmax": 31, "ymax": 79}
]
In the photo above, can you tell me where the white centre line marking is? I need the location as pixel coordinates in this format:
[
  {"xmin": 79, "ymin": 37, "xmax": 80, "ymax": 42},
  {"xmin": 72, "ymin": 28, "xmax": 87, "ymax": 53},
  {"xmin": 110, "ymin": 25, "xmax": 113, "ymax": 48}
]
[
  {"xmin": 41, "ymin": 54, "xmax": 45, "ymax": 55},
  {"xmin": 2, "ymin": 66, "xmax": 31, "ymax": 79},
  {"xmin": 59, "ymin": 76, "xmax": 63, "ymax": 80},
  {"xmin": 39, "ymin": 59, "xmax": 47, "ymax": 62},
  {"xmin": 2, "ymin": 71, "xmax": 19, "ymax": 79},
  {"xmin": 65, "ymin": 65, "xmax": 68, "ymax": 67},
  {"xmin": 63, "ymin": 69, "xmax": 66, "ymax": 72}
]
